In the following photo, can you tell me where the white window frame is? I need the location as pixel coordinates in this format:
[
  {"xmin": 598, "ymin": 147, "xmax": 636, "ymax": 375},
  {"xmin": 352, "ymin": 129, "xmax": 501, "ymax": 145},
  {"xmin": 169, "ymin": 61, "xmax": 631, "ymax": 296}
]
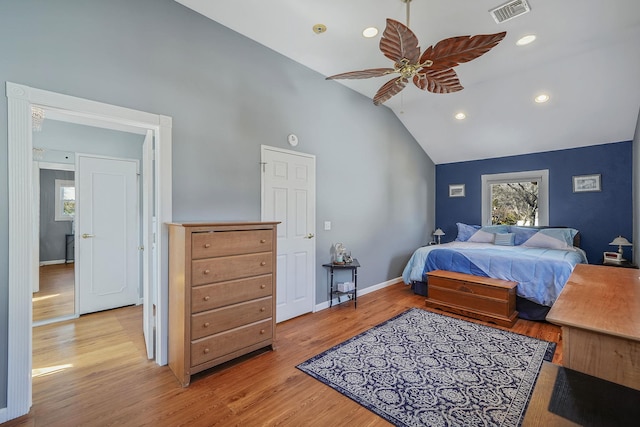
[
  {"xmin": 481, "ymin": 169, "xmax": 549, "ymax": 226},
  {"xmin": 54, "ymin": 179, "xmax": 75, "ymax": 221}
]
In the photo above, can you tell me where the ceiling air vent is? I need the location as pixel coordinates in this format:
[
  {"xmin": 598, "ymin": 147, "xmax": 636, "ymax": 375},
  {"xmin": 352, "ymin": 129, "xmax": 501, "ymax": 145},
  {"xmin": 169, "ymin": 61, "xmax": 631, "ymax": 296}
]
[{"xmin": 489, "ymin": 0, "xmax": 531, "ymax": 24}]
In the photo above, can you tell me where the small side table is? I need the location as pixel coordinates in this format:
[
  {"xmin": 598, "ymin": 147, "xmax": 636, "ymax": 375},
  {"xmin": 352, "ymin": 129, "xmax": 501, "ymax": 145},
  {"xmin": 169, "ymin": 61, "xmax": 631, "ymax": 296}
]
[{"xmin": 323, "ymin": 259, "xmax": 360, "ymax": 308}]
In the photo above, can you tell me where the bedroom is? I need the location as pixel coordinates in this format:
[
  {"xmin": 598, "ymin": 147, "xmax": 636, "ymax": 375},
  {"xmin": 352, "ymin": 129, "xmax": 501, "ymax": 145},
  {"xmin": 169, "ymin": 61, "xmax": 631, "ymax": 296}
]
[{"xmin": 0, "ymin": 0, "xmax": 639, "ymax": 424}]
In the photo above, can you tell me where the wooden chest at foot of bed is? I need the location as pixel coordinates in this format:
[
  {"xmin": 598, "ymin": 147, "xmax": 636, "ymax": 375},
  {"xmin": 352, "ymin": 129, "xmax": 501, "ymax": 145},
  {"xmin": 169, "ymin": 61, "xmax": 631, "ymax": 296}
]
[{"xmin": 425, "ymin": 270, "xmax": 518, "ymax": 327}]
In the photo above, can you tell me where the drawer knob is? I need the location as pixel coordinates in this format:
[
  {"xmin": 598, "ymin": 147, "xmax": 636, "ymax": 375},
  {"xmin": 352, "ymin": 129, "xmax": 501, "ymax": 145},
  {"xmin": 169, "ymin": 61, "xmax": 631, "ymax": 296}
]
[
  {"xmin": 203, "ymin": 296, "xmax": 210, "ymax": 301},
  {"xmin": 260, "ymin": 307, "xmax": 265, "ymax": 312},
  {"xmin": 260, "ymin": 329, "xmax": 265, "ymax": 334},
  {"xmin": 204, "ymin": 269, "xmax": 210, "ymax": 274},
  {"xmin": 204, "ymin": 243, "xmax": 211, "ymax": 248},
  {"xmin": 260, "ymin": 239, "xmax": 266, "ymax": 243},
  {"xmin": 203, "ymin": 322, "xmax": 210, "ymax": 328},
  {"xmin": 260, "ymin": 261, "xmax": 266, "ymax": 266},
  {"xmin": 260, "ymin": 284, "xmax": 266, "ymax": 289},
  {"xmin": 203, "ymin": 348, "xmax": 210, "ymax": 354}
]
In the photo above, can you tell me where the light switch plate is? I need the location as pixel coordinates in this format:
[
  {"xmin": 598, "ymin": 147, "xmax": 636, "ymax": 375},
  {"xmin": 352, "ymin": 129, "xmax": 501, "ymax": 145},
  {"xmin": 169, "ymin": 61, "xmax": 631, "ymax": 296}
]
[{"xmin": 324, "ymin": 221, "xmax": 331, "ymax": 230}]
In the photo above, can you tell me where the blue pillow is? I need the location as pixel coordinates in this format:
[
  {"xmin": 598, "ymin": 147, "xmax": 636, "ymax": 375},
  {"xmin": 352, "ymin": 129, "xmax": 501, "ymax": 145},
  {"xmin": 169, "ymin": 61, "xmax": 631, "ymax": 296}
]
[
  {"xmin": 509, "ymin": 226, "xmax": 540, "ymax": 245},
  {"xmin": 494, "ymin": 232, "xmax": 515, "ymax": 246},
  {"xmin": 481, "ymin": 225, "xmax": 509, "ymax": 234},
  {"xmin": 522, "ymin": 228, "xmax": 578, "ymax": 250},
  {"xmin": 455, "ymin": 223, "xmax": 480, "ymax": 242}
]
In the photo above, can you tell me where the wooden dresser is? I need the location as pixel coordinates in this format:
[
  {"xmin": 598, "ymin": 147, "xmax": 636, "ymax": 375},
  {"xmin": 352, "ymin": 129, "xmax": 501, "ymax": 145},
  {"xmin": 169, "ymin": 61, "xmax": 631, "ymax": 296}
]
[
  {"xmin": 426, "ymin": 270, "xmax": 518, "ymax": 327},
  {"xmin": 546, "ymin": 264, "xmax": 640, "ymax": 390},
  {"xmin": 168, "ymin": 221, "xmax": 279, "ymax": 386}
]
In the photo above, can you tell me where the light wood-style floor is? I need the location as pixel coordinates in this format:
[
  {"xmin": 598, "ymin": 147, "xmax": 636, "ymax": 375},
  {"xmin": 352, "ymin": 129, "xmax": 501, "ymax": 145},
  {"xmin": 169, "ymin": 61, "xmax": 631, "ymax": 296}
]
[
  {"xmin": 33, "ymin": 263, "xmax": 75, "ymax": 323},
  {"xmin": 5, "ymin": 282, "xmax": 562, "ymax": 427}
]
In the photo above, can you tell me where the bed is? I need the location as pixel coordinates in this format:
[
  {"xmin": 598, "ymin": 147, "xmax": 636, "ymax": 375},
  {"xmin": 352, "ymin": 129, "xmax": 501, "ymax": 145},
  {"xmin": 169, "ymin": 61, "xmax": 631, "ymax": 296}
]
[{"xmin": 402, "ymin": 224, "xmax": 588, "ymax": 320}]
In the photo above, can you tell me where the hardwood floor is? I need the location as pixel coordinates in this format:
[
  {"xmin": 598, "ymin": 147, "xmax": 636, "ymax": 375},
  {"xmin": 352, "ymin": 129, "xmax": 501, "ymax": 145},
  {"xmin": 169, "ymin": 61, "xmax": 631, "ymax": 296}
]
[
  {"xmin": 33, "ymin": 264, "xmax": 75, "ymax": 323},
  {"xmin": 4, "ymin": 282, "xmax": 562, "ymax": 427}
]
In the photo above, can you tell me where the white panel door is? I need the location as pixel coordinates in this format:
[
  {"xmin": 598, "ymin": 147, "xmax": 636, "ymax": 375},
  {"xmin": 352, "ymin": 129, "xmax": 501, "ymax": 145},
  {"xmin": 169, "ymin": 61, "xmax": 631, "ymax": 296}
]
[
  {"xmin": 262, "ymin": 146, "xmax": 316, "ymax": 322},
  {"xmin": 77, "ymin": 155, "xmax": 140, "ymax": 315}
]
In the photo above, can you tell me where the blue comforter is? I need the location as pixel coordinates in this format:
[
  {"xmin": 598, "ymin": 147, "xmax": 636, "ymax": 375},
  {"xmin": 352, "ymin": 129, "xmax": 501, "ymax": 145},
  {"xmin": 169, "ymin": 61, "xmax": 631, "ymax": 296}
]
[{"xmin": 402, "ymin": 242, "xmax": 588, "ymax": 306}]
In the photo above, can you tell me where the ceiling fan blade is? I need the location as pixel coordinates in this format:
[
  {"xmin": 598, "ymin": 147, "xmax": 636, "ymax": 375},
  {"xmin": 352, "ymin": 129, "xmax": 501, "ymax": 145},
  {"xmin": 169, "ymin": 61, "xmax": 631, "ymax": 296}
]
[
  {"xmin": 379, "ymin": 19, "xmax": 421, "ymax": 64},
  {"xmin": 326, "ymin": 68, "xmax": 396, "ymax": 80},
  {"xmin": 419, "ymin": 32, "xmax": 506, "ymax": 70},
  {"xmin": 373, "ymin": 77, "xmax": 408, "ymax": 105},
  {"xmin": 413, "ymin": 68, "xmax": 463, "ymax": 94}
]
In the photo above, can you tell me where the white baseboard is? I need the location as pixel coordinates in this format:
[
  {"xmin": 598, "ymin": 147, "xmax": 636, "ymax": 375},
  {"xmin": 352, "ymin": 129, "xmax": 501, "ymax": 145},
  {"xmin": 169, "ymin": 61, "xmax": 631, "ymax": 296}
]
[
  {"xmin": 0, "ymin": 407, "xmax": 7, "ymax": 424},
  {"xmin": 314, "ymin": 276, "xmax": 402, "ymax": 312},
  {"xmin": 39, "ymin": 259, "xmax": 72, "ymax": 266}
]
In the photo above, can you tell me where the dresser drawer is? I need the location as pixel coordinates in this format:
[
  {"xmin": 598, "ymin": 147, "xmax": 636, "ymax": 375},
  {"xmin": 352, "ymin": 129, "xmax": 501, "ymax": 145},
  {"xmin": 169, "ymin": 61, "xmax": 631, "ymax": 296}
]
[
  {"xmin": 192, "ymin": 230, "xmax": 273, "ymax": 259},
  {"xmin": 191, "ymin": 274, "xmax": 272, "ymax": 313},
  {"xmin": 191, "ymin": 319, "xmax": 273, "ymax": 367},
  {"xmin": 191, "ymin": 252, "xmax": 272, "ymax": 286},
  {"xmin": 191, "ymin": 297, "xmax": 273, "ymax": 339}
]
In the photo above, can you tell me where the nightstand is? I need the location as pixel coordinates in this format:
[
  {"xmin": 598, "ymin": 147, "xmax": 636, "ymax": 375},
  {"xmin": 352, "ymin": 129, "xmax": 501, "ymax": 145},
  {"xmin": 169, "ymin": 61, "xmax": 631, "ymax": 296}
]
[
  {"xmin": 323, "ymin": 259, "xmax": 360, "ymax": 308},
  {"xmin": 603, "ymin": 260, "xmax": 638, "ymax": 268}
]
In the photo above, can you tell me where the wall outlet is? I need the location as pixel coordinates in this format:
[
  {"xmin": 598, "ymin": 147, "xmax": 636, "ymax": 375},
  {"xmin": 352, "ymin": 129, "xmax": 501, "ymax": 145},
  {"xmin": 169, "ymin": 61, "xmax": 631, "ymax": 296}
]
[{"xmin": 324, "ymin": 221, "xmax": 331, "ymax": 230}]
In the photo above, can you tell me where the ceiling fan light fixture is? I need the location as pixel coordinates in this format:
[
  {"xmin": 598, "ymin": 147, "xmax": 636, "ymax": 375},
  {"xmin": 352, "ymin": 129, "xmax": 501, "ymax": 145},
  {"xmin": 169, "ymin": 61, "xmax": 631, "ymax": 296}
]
[
  {"xmin": 454, "ymin": 112, "xmax": 466, "ymax": 120},
  {"xmin": 362, "ymin": 27, "xmax": 379, "ymax": 38},
  {"xmin": 516, "ymin": 34, "xmax": 536, "ymax": 46},
  {"xmin": 534, "ymin": 93, "xmax": 550, "ymax": 103}
]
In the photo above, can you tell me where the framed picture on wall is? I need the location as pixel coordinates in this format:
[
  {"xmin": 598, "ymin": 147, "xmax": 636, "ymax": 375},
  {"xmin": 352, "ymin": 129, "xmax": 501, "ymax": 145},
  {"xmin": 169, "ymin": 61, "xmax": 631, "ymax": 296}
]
[
  {"xmin": 449, "ymin": 184, "xmax": 465, "ymax": 197},
  {"xmin": 572, "ymin": 174, "xmax": 601, "ymax": 193}
]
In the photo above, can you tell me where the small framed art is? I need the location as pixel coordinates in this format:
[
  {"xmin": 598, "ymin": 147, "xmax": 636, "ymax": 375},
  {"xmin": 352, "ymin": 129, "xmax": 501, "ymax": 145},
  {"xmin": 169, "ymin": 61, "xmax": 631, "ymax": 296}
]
[
  {"xmin": 449, "ymin": 184, "xmax": 465, "ymax": 197},
  {"xmin": 572, "ymin": 174, "xmax": 601, "ymax": 193}
]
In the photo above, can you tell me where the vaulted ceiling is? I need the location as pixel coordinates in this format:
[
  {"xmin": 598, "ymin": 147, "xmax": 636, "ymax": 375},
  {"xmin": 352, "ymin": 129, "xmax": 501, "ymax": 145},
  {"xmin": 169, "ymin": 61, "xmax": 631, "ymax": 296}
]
[{"xmin": 176, "ymin": 0, "xmax": 640, "ymax": 164}]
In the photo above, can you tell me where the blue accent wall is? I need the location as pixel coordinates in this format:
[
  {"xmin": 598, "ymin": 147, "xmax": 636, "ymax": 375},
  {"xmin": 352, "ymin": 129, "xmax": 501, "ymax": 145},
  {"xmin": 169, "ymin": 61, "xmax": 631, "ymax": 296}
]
[{"xmin": 436, "ymin": 141, "xmax": 633, "ymax": 264}]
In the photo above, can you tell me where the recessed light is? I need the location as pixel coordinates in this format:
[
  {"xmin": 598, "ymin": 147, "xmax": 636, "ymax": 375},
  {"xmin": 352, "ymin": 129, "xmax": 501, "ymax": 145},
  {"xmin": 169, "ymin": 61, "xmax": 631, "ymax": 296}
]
[
  {"xmin": 534, "ymin": 93, "xmax": 550, "ymax": 103},
  {"xmin": 454, "ymin": 112, "xmax": 466, "ymax": 120},
  {"xmin": 313, "ymin": 24, "xmax": 327, "ymax": 34},
  {"xmin": 516, "ymin": 34, "xmax": 536, "ymax": 46},
  {"xmin": 362, "ymin": 27, "xmax": 379, "ymax": 38}
]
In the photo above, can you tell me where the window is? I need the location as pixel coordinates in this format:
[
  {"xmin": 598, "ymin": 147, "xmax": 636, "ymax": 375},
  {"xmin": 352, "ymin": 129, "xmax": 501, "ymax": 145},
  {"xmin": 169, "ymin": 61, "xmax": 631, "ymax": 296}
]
[
  {"xmin": 481, "ymin": 170, "xmax": 548, "ymax": 226},
  {"xmin": 54, "ymin": 179, "xmax": 75, "ymax": 221}
]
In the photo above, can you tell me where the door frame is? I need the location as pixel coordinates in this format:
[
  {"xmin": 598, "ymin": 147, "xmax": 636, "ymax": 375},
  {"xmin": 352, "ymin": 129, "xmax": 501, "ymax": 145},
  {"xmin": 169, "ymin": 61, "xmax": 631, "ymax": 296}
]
[
  {"xmin": 260, "ymin": 145, "xmax": 317, "ymax": 320},
  {"xmin": 4, "ymin": 82, "xmax": 172, "ymax": 421}
]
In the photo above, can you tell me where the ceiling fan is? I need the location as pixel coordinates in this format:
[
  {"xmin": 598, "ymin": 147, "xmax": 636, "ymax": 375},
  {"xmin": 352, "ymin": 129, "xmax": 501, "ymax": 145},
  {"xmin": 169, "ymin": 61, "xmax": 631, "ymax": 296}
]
[{"xmin": 326, "ymin": 0, "xmax": 507, "ymax": 105}]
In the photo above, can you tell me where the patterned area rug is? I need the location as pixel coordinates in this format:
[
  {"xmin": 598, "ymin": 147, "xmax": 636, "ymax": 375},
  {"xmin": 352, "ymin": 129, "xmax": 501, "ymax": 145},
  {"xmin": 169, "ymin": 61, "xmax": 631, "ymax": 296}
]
[{"xmin": 297, "ymin": 308, "xmax": 555, "ymax": 426}]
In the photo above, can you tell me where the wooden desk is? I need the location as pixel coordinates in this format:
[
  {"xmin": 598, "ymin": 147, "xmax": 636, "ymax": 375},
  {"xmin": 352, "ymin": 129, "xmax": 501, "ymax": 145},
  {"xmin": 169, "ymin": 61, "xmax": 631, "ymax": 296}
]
[{"xmin": 546, "ymin": 264, "xmax": 640, "ymax": 390}]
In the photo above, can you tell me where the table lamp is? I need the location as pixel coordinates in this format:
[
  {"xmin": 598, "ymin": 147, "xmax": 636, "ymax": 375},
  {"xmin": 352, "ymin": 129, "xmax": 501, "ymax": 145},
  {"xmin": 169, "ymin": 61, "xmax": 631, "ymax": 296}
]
[
  {"xmin": 434, "ymin": 228, "xmax": 445, "ymax": 245},
  {"xmin": 609, "ymin": 235, "xmax": 632, "ymax": 255}
]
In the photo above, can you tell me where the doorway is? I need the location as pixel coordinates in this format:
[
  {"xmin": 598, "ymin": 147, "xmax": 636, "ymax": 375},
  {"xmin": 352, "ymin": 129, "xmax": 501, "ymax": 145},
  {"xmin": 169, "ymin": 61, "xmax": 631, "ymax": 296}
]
[
  {"xmin": 33, "ymin": 162, "xmax": 76, "ymax": 325},
  {"xmin": 5, "ymin": 82, "xmax": 173, "ymax": 422}
]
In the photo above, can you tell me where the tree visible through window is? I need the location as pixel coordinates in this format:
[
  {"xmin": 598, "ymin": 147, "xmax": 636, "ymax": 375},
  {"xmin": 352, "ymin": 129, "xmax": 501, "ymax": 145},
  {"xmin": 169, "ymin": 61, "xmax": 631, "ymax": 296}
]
[
  {"xmin": 481, "ymin": 170, "xmax": 548, "ymax": 227},
  {"xmin": 491, "ymin": 181, "xmax": 538, "ymax": 225}
]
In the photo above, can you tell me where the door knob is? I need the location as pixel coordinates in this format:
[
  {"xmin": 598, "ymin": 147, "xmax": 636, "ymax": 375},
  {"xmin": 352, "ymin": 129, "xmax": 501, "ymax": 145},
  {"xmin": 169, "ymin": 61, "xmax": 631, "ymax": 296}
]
[
  {"xmin": 305, "ymin": 233, "xmax": 315, "ymax": 239},
  {"xmin": 81, "ymin": 233, "xmax": 95, "ymax": 239}
]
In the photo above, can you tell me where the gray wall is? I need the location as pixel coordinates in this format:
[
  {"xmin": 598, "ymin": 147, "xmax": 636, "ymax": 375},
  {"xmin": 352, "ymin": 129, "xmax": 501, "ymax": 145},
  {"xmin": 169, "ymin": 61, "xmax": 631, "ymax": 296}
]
[
  {"xmin": 39, "ymin": 169, "xmax": 75, "ymax": 262},
  {"xmin": 0, "ymin": 0, "xmax": 435, "ymax": 411}
]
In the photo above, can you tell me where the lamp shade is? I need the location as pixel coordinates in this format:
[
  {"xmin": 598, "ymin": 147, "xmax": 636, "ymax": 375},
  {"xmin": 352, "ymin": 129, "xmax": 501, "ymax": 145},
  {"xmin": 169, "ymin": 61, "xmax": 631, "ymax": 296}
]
[
  {"xmin": 609, "ymin": 236, "xmax": 632, "ymax": 246},
  {"xmin": 433, "ymin": 228, "xmax": 445, "ymax": 236}
]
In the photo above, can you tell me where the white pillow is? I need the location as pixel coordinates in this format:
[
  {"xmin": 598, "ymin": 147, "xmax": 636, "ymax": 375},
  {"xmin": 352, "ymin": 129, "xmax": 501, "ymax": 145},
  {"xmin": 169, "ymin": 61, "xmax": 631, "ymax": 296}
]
[{"xmin": 468, "ymin": 229, "xmax": 496, "ymax": 243}]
